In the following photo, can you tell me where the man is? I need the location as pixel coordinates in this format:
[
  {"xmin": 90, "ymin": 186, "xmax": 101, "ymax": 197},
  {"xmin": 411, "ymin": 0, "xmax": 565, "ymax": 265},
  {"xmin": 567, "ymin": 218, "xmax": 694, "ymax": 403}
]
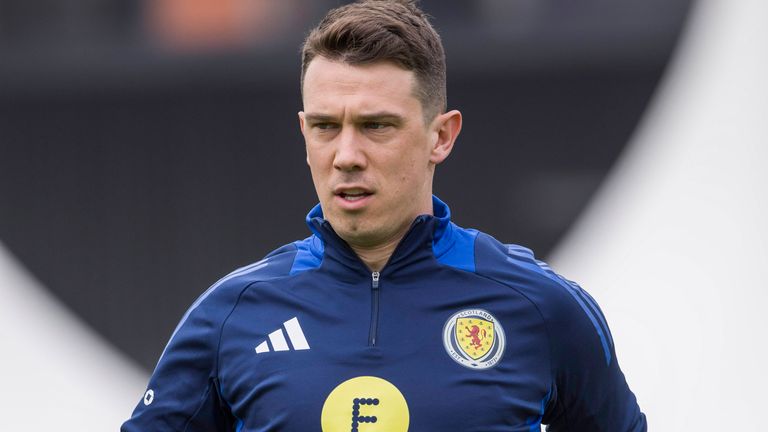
[{"xmin": 123, "ymin": 1, "xmax": 646, "ymax": 430}]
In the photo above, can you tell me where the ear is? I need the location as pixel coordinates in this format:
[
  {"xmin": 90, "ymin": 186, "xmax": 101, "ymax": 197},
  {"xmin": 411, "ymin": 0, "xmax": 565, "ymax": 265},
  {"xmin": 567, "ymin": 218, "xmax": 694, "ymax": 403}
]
[
  {"xmin": 298, "ymin": 111, "xmax": 310, "ymax": 165},
  {"xmin": 298, "ymin": 111, "xmax": 307, "ymax": 135},
  {"xmin": 429, "ymin": 110, "xmax": 462, "ymax": 165}
]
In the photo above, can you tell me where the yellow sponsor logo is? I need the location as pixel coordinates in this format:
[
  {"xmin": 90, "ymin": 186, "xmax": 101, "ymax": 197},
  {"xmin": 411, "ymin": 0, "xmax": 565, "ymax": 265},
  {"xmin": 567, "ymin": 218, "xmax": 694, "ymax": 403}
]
[
  {"xmin": 456, "ymin": 317, "xmax": 495, "ymax": 360},
  {"xmin": 321, "ymin": 376, "xmax": 409, "ymax": 432}
]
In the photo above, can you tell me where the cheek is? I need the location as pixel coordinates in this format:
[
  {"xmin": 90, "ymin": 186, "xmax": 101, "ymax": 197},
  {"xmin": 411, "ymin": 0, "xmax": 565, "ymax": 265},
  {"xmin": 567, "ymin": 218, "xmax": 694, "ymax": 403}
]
[
  {"xmin": 306, "ymin": 155, "xmax": 328, "ymax": 187},
  {"xmin": 401, "ymin": 156, "xmax": 420, "ymax": 180},
  {"xmin": 306, "ymin": 148, "xmax": 330, "ymax": 171},
  {"xmin": 388, "ymin": 159, "xmax": 418, "ymax": 195}
]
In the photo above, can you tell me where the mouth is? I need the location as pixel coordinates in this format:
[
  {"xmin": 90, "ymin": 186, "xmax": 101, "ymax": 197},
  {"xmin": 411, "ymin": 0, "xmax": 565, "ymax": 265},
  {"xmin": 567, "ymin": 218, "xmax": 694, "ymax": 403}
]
[
  {"xmin": 338, "ymin": 191, "xmax": 372, "ymax": 201},
  {"xmin": 334, "ymin": 187, "xmax": 373, "ymax": 203}
]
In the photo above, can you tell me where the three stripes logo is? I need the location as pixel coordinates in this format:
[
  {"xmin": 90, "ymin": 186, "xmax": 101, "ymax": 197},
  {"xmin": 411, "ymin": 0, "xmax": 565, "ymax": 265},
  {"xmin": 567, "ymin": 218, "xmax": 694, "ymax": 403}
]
[{"xmin": 255, "ymin": 317, "xmax": 310, "ymax": 354}]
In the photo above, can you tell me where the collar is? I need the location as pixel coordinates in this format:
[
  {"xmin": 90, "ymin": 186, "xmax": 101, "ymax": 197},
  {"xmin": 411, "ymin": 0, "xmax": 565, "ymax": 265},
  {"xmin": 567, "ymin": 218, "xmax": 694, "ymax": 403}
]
[{"xmin": 304, "ymin": 195, "xmax": 460, "ymax": 276}]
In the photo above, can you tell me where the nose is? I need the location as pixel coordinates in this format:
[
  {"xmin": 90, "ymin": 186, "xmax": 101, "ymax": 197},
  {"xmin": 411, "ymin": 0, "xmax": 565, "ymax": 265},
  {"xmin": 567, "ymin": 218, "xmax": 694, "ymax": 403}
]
[{"xmin": 333, "ymin": 127, "xmax": 367, "ymax": 172}]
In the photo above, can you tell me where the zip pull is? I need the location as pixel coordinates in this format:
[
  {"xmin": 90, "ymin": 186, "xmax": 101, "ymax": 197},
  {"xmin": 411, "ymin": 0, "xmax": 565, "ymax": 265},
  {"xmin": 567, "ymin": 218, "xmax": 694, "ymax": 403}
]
[{"xmin": 371, "ymin": 271, "xmax": 380, "ymax": 289}]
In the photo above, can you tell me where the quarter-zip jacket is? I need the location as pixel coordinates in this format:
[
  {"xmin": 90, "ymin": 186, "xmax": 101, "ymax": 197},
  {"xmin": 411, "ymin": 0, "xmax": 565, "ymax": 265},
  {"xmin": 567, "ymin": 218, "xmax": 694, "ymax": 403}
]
[{"xmin": 122, "ymin": 196, "xmax": 646, "ymax": 431}]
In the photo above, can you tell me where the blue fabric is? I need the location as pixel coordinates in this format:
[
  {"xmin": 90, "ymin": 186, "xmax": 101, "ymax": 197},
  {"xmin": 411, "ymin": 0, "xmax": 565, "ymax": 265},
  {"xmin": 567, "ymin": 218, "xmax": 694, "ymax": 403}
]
[
  {"xmin": 432, "ymin": 196, "xmax": 479, "ymax": 273},
  {"xmin": 526, "ymin": 388, "xmax": 551, "ymax": 431},
  {"xmin": 122, "ymin": 197, "xmax": 646, "ymax": 432},
  {"xmin": 289, "ymin": 236, "xmax": 324, "ymax": 276}
]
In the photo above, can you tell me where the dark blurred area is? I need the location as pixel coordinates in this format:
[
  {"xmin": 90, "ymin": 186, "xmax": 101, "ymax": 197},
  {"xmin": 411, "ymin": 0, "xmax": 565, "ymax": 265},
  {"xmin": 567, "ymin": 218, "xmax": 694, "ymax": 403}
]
[{"xmin": 0, "ymin": 0, "xmax": 691, "ymax": 370}]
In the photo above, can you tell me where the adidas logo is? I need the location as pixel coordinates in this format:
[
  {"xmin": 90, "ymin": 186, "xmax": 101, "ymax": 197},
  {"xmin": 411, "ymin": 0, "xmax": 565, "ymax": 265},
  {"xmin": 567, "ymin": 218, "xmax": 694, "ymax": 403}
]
[{"xmin": 255, "ymin": 317, "xmax": 310, "ymax": 354}]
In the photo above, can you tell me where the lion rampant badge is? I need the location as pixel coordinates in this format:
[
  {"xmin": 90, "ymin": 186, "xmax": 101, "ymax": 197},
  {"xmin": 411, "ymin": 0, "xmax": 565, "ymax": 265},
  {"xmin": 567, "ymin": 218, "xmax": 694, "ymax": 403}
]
[{"xmin": 443, "ymin": 309, "xmax": 505, "ymax": 369}]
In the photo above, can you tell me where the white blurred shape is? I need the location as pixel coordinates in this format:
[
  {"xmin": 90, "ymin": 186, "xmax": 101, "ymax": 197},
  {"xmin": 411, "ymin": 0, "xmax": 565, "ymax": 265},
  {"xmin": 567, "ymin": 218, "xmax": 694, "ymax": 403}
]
[
  {"xmin": 550, "ymin": 0, "xmax": 768, "ymax": 430},
  {"xmin": 0, "ymin": 242, "xmax": 148, "ymax": 431}
]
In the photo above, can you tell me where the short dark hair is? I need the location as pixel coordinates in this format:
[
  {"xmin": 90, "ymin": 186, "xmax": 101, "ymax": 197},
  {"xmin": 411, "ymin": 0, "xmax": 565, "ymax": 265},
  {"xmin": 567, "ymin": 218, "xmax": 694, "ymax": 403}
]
[{"xmin": 301, "ymin": 0, "xmax": 447, "ymax": 122}]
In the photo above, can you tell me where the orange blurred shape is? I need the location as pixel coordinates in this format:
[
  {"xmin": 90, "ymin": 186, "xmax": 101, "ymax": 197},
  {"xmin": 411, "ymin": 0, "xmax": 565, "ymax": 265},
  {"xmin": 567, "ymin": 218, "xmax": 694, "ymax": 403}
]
[{"xmin": 147, "ymin": 0, "xmax": 276, "ymax": 51}]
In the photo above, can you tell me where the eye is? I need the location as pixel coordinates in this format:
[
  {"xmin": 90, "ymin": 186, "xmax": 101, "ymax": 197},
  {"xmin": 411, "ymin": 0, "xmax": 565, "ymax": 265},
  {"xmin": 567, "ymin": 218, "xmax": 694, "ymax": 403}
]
[
  {"xmin": 314, "ymin": 122, "xmax": 338, "ymax": 130},
  {"xmin": 364, "ymin": 122, "xmax": 390, "ymax": 130}
]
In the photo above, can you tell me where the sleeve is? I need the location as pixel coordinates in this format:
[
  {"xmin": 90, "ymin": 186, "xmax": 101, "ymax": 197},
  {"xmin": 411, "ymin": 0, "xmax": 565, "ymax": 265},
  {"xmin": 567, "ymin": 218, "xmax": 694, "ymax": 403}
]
[
  {"xmin": 541, "ymin": 276, "xmax": 647, "ymax": 432},
  {"xmin": 121, "ymin": 284, "xmax": 240, "ymax": 432}
]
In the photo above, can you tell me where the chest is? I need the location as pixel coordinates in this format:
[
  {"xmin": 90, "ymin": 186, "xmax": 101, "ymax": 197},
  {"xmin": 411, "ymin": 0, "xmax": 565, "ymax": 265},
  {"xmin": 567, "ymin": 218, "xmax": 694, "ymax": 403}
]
[{"xmin": 217, "ymin": 271, "xmax": 551, "ymax": 431}]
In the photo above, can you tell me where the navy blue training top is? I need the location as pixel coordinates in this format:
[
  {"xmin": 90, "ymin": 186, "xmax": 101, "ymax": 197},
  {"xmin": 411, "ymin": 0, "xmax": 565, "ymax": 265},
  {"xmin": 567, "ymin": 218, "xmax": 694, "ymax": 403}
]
[{"xmin": 122, "ymin": 196, "xmax": 646, "ymax": 431}]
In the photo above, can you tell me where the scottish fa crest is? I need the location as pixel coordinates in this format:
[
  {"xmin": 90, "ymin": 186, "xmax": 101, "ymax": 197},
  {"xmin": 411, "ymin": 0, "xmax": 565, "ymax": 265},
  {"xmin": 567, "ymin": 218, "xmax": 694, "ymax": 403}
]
[{"xmin": 443, "ymin": 309, "xmax": 505, "ymax": 369}]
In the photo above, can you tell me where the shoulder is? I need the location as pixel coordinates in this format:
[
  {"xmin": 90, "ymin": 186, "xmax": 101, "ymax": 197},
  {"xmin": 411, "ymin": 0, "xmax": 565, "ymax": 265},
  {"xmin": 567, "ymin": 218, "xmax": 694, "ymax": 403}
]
[
  {"xmin": 472, "ymin": 230, "xmax": 573, "ymax": 305},
  {"xmin": 194, "ymin": 238, "xmax": 313, "ymax": 308},
  {"xmin": 156, "ymin": 239, "xmax": 310, "ymax": 358},
  {"xmin": 473, "ymin": 231, "xmax": 615, "ymax": 366},
  {"xmin": 438, "ymin": 223, "xmax": 573, "ymax": 305},
  {"xmin": 172, "ymin": 239, "xmax": 311, "ymax": 329}
]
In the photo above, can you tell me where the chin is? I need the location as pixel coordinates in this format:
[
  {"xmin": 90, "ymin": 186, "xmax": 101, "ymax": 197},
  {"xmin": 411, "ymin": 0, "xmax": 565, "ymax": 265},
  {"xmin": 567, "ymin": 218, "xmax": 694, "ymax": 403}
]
[
  {"xmin": 335, "ymin": 220, "xmax": 381, "ymax": 245},
  {"xmin": 335, "ymin": 221, "xmax": 366, "ymax": 238}
]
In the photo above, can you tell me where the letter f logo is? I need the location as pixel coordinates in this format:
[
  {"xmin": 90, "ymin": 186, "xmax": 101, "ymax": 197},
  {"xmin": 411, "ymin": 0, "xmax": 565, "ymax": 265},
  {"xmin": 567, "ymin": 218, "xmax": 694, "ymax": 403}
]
[
  {"xmin": 351, "ymin": 397, "xmax": 379, "ymax": 429},
  {"xmin": 321, "ymin": 376, "xmax": 409, "ymax": 431}
]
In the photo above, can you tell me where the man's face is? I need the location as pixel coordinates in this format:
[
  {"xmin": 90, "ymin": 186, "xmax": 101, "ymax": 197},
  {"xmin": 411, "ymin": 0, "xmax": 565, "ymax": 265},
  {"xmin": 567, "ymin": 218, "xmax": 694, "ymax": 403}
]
[{"xmin": 299, "ymin": 57, "xmax": 440, "ymax": 248}]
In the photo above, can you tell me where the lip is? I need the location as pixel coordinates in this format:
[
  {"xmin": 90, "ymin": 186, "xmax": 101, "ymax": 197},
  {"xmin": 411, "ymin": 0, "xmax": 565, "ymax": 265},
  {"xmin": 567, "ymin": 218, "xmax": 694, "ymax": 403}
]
[{"xmin": 332, "ymin": 186, "xmax": 374, "ymax": 210}]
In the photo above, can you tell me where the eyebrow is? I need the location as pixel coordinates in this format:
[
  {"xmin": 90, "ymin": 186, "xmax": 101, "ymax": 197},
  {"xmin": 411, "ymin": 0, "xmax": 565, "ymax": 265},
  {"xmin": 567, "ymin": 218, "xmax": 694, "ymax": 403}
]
[
  {"xmin": 355, "ymin": 112, "xmax": 405, "ymax": 123},
  {"xmin": 303, "ymin": 113, "xmax": 337, "ymax": 123},
  {"xmin": 304, "ymin": 112, "xmax": 405, "ymax": 124}
]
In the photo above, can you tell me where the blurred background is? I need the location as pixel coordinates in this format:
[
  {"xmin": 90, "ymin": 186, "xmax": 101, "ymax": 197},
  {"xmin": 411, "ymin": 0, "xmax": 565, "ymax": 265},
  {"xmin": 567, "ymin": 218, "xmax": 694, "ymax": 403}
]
[{"xmin": 1, "ymin": 0, "xmax": 765, "ymax": 430}]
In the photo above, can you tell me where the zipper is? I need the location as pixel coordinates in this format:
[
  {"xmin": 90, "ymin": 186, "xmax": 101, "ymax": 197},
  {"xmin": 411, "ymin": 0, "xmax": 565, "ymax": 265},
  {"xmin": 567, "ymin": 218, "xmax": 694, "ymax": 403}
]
[{"xmin": 368, "ymin": 271, "xmax": 380, "ymax": 346}]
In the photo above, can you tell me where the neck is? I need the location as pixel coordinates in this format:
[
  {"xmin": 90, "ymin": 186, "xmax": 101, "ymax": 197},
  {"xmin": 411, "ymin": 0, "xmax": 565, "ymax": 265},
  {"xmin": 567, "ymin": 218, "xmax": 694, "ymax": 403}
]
[{"xmin": 347, "ymin": 232, "xmax": 403, "ymax": 272}]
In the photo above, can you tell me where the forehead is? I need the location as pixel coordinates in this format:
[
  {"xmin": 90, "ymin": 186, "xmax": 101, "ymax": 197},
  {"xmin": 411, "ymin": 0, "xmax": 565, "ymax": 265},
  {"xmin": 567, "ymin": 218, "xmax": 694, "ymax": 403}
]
[{"xmin": 302, "ymin": 57, "xmax": 421, "ymax": 115}]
